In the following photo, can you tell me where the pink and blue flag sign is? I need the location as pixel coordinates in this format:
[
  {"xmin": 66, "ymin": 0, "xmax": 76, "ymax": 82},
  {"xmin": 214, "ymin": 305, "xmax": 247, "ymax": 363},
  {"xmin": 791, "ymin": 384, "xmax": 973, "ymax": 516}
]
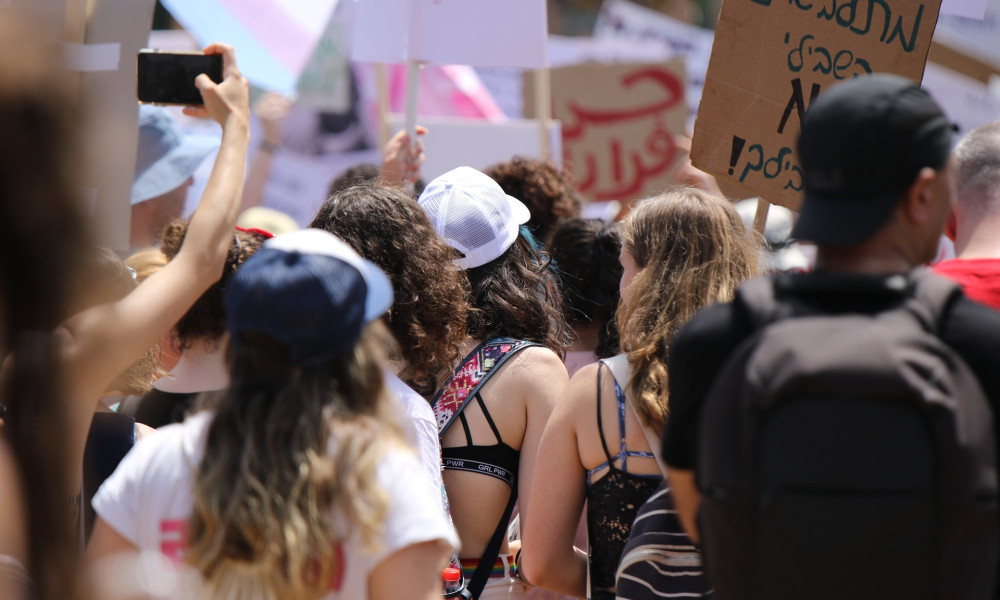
[{"xmin": 158, "ymin": 0, "xmax": 340, "ymax": 97}]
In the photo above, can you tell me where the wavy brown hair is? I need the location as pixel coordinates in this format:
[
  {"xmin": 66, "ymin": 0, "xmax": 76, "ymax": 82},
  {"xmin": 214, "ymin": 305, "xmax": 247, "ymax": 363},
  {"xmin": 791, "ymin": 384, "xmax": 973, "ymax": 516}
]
[
  {"xmin": 186, "ymin": 324, "xmax": 399, "ymax": 599},
  {"xmin": 0, "ymin": 13, "xmax": 89, "ymax": 600},
  {"xmin": 618, "ymin": 188, "xmax": 760, "ymax": 431},
  {"xmin": 484, "ymin": 156, "xmax": 583, "ymax": 246},
  {"xmin": 311, "ymin": 183, "xmax": 468, "ymax": 396},
  {"xmin": 160, "ymin": 222, "xmax": 268, "ymax": 347},
  {"xmin": 464, "ymin": 233, "xmax": 571, "ymax": 356}
]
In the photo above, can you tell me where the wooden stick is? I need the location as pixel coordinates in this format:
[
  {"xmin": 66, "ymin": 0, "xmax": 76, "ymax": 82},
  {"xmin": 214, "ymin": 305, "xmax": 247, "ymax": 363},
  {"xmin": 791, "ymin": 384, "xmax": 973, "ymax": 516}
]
[
  {"xmin": 375, "ymin": 63, "xmax": 391, "ymax": 150},
  {"xmin": 753, "ymin": 197, "xmax": 770, "ymax": 237},
  {"xmin": 534, "ymin": 68, "xmax": 552, "ymax": 161}
]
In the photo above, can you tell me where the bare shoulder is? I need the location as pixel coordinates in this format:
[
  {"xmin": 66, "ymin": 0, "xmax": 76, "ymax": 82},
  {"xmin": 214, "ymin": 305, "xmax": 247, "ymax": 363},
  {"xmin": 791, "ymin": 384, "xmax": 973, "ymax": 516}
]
[
  {"xmin": 0, "ymin": 444, "xmax": 27, "ymax": 563},
  {"xmin": 503, "ymin": 345, "xmax": 568, "ymax": 378}
]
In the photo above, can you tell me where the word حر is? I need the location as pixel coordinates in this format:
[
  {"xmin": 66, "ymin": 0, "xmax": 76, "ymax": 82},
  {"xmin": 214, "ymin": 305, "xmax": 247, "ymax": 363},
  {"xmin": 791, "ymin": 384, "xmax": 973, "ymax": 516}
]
[
  {"xmin": 562, "ymin": 67, "xmax": 683, "ymax": 201},
  {"xmin": 751, "ymin": 0, "xmax": 929, "ymax": 53},
  {"xmin": 729, "ymin": 135, "xmax": 804, "ymax": 191}
]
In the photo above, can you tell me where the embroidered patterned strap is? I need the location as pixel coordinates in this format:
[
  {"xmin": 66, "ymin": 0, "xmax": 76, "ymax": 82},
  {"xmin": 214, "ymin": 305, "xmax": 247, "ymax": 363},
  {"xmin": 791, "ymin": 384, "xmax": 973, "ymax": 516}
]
[{"xmin": 432, "ymin": 337, "xmax": 539, "ymax": 436}]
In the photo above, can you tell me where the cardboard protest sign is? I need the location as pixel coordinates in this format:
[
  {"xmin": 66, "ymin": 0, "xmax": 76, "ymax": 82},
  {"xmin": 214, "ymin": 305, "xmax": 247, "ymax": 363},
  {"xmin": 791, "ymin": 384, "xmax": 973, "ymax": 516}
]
[
  {"xmin": 351, "ymin": 0, "xmax": 547, "ymax": 68},
  {"xmin": 691, "ymin": 0, "xmax": 942, "ymax": 210},
  {"xmin": 526, "ymin": 60, "xmax": 687, "ymax": 204}
]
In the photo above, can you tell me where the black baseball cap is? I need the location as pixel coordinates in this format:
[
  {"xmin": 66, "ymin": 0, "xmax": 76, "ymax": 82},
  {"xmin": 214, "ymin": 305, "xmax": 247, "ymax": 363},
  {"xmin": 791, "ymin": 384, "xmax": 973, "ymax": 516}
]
[{"xmin": 792, "ymin": 74, "xmax": 956, "ymax": 246}]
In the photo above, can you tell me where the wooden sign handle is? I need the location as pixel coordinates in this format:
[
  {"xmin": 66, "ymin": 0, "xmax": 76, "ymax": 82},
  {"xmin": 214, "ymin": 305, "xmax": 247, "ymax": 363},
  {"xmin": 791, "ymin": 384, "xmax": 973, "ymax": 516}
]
[{"xmin": 753, "ymin": 197, "xmax": 770, "ymax": 237}]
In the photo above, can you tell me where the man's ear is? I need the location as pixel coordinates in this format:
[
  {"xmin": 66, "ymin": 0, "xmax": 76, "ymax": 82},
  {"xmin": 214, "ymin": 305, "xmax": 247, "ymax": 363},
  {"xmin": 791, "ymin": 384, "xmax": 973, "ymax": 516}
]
[{"xmin": 900, "ymin": 167, "xmax": 937, "ymax": 226}]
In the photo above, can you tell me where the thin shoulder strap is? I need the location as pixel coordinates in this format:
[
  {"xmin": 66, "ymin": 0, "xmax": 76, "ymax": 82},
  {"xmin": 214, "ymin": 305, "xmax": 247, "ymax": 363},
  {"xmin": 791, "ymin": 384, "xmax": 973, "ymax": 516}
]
[
  {"xmin": 600, "ymin": 354, "xmax": 670, "ymax": 477},
  {"xmin": 432, "ymin": 337, "xmax": 539, "ymax": 437},
  {"xmin": 595, "ymin": 364, "xmax": 616, "ymax": 464}
]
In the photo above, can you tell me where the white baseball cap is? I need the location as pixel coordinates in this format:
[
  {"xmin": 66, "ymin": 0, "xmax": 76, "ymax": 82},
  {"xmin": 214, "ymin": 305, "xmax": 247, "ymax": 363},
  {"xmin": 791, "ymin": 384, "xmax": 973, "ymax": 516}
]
[{"xmin": 418, "ymin": 166, "xmax": 531, "ymax": 270}]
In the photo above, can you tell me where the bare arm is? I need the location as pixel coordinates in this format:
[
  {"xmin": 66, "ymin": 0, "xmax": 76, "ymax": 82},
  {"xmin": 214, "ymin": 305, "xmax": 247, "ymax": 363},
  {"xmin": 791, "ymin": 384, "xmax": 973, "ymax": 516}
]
[
  {"xmin": 519, "ymin": 365, "xmax": 590, "ymax": 597},
  {"xmin": 239, "ymin": 93, "xmax": 290, "ymax": 213},
  {"xmin": 669, "ymin": 468, "xmax": 701, "ymax": 544},
  {"xmin": 380, "ymin": 127, "xmax": 427, "ymax": 186},
  {"xmin": 369, "ymin": 540, "xmax": 452, "ymax": 600},
  {"xmin": 86, "ymin": 518, "xmax": 139, "ymax": 561},
  {"xmin": 513, "ymin": 348, "xmax": 569, "ymax": 533},
  {"xmin": 59, "ymin": 43, "xmax": 250, "ymax": 477}
]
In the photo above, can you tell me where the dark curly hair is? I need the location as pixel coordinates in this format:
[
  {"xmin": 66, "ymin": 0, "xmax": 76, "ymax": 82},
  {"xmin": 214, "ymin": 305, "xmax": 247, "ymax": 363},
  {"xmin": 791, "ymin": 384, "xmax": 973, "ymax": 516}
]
[
  {"xmin": 310, "ymin": 183, "xmax": 468, "ymax": 396},
  {"xmin": 464, "ymin": 232, "xmax": 571, "ymax": 356},
  {"xmin": 327, "ymin": 163, "xmax": 425, "ymax": 199},
  {"xmin": 160, "ymin": 222, "xmax": 268, "ymax": 347},
  {"xmin": 550, "ymin": 218, "xmax": 622, "ymax": 359},
  {"xmin": 483, "ymin": 156, "xmax": 582, "ymax": 246}
]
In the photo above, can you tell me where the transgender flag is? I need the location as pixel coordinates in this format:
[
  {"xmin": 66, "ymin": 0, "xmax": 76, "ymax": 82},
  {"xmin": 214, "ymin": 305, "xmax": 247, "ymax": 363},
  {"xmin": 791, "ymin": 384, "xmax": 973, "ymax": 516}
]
[{"xmin": 158, "ymin": 0, "xmax": 340, "ymax": 97}]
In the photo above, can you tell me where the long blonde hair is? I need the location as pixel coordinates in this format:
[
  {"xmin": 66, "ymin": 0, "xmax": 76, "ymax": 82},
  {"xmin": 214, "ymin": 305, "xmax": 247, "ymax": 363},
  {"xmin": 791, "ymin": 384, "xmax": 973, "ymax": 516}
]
[
  {"xmin": 186, "ymin": 323, "xmax": 400, "ymax": 599},
  {"xmin": 618, "ymin": 188, "xmax": 760, "ymax": 431}
]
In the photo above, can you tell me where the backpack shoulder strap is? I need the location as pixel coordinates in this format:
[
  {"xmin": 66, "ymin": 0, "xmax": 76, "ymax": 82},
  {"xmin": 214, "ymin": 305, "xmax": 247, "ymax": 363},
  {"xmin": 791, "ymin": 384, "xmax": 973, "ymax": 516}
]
[
  {"xmin": 907, "ymin": 271, "xmax": 962, "ymax": 334},
  {"xmin": 735, "ymin": 276, "xmax": 784, "ymax": 329},
  {"xmin": 432, "ymin": 337, "xmax": 540, "ymax": 437}
]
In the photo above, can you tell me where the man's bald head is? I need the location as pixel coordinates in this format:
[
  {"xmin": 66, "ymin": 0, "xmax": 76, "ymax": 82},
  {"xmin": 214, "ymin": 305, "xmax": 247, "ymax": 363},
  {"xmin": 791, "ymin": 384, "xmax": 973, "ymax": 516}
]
[{"xmin": 953, "ymin": 122, "xmax": 1000, "ymax": 216}]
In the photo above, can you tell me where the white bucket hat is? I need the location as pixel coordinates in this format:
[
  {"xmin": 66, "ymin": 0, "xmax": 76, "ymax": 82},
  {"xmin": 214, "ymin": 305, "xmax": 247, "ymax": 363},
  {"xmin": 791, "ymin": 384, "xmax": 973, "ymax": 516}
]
[
  {"xmin": 131, "ymin": 106, "xmax": 218, "ymax": 205},
  {"xmin": 418, "ymin": 166, "xmax": 531, "ymax": 270}
]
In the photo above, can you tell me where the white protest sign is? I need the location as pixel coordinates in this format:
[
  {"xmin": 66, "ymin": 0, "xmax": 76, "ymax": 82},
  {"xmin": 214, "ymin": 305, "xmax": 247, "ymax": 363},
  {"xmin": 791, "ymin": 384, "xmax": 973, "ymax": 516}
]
[
  {"xmin": 387, "ymin": 114, "xmax": 561, "ymax": 181},
  {"xmin": 593, "ymin": 0, "xmax": 714, "ymax": 126},
  {"xmin": 935, "ymin": 0, "xmax": 1000, "ymax": 66},
  {"xmin": 475, "ymin": 34, "xmax": 672, "ymax": 119},
  {"xmin": 922, "ymin": 62, "xmax": 1000, "ymax": 134},
  {"xmin": 941, "ymin": 0, "xmax": 987, "ymax": 19},
  {"xmin": 352, "ymin": 0, "xmax": 548, "ymax": 68}
]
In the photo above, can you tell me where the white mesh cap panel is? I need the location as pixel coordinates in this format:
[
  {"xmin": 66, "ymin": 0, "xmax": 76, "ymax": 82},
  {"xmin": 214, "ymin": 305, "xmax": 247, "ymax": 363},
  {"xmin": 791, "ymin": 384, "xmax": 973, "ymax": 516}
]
[{"xmin": 418, "ymin": 167, "xmax": 531, "ymax": 269}]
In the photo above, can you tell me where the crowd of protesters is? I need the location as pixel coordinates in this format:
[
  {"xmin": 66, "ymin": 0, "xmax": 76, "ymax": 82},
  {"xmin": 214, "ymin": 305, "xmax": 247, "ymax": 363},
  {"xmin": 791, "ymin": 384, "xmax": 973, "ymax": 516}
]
[{"xmin": 5, "ymin": 6, "xmax": 1000, "ymax": 600}]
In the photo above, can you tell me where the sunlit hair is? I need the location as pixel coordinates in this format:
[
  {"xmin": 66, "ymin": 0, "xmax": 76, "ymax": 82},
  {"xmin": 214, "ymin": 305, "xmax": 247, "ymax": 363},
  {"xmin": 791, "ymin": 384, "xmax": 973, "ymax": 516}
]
[
  {"xmin": 74, "ymin": 246, "xmax": 161, "ymax": 395},
  {"xmin": 484, "ymin": 156, "xmax": 582, "ymax": 246},
  {"xmin": 160, "ymin": 221, "xmax": 268, "ymax": 347},
  {"xmin": 464, "ymin": 233, "xmax": 571, "ymax": 356},
  {"xmin": 186, "ymin": 323, "xmax": 400, "ymax": 599},
  {"xmin": 125, "ymin": 246, "xmax": 168, "ymax": 283},
  {"xmin": 0, "ymin": 13, "xmax": 89, "ymax": 600},
  {"xmin": 311, "ymin": 183, "xmax": 468, "ymax": 396},
  {"xmin": 618, "ymin": 188, "xmax": 760, "ymax": 431},
  {"xmin": 550, "ymin": 218, "xmax": 623, "ymax": 359}
]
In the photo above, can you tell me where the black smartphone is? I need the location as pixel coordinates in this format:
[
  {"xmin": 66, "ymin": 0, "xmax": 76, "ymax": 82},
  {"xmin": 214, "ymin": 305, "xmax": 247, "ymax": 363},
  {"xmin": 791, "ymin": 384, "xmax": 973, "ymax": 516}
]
[{"xmin": 136, "ymin": 50, "xmax": 223, "ymax": 106}]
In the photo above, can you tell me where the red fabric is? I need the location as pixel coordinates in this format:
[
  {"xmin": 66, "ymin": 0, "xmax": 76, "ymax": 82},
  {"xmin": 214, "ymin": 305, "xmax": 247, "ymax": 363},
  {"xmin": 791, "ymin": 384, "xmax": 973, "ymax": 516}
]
[{"xmin": 933, "ymin": 258, "xmax": 1000, "ymax": 310}]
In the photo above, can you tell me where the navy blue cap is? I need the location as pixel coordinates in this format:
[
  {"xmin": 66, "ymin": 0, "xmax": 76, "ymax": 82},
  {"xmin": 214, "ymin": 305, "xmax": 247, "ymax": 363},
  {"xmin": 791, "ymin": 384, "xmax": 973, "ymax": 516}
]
[{"xmin": 224, "ymin": 229, "xmax": 393, "ymax": 365}]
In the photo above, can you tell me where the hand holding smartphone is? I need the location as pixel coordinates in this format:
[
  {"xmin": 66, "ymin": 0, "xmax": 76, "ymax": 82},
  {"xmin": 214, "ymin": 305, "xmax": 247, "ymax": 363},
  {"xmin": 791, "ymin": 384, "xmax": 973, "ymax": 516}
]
[{"xmin": 136, "ymin": 50, "xmax": 223, "ymax": 106}]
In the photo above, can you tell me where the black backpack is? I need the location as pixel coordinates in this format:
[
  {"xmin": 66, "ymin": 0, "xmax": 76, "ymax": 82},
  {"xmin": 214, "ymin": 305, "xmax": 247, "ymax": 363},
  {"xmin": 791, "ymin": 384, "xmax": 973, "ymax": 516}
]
[{"xmin": 697, "ymin": 273, "xmax": 998, "ymax": 600}]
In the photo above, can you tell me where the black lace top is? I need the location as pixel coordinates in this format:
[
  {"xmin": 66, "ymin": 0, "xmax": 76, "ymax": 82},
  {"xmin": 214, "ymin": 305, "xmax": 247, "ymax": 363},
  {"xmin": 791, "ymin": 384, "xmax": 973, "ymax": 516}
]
[{"xmin": 585, "ymin": 366, "xmax": 663, "ymax": 600}]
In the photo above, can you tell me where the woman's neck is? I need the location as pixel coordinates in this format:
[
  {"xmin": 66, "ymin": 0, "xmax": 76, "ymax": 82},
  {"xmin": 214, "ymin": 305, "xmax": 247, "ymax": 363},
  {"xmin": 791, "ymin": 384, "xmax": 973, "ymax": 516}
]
[{"xmin": 154, "ymin": 336, "xmax": 230, "ymax": 393}]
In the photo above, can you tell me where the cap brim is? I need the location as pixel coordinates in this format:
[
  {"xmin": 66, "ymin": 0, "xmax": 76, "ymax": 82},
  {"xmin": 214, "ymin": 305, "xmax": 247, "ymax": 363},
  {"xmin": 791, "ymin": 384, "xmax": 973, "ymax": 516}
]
[
  {"xmin": 131, "ymin": 134, "xmax": 219, "ymax": 205},
  {"xmin": 360, "ymin": 257, "xmax": 393, "ymax": 323},
  {"xmin": 791, "ymin": 190, "xmax": 901, "ymax": 247},
  {"xmin": 507, "ymin": 194, "xmax": 531, "ymax": 226}
]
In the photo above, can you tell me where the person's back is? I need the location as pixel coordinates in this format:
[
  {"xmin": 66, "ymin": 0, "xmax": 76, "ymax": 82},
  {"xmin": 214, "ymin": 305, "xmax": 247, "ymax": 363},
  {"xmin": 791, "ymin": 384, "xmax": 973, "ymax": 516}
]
[
  {"xmin": 934, "ymin": 122, "xmax": 1000, "ymax": 309},
  {"xmin": 662, "ymin": 75, "xmax": 1000, "ymax": 600},
  {"xmin": 88, "ymin": 229, "xmax": 458, "ymax": 600},
  {"xmin": 521, "ymin": 189, "xmax": 757, "ymax": 599},
  {"xmin": 418, "ymin": 167, "xmax": 570, "ymax": 600}
]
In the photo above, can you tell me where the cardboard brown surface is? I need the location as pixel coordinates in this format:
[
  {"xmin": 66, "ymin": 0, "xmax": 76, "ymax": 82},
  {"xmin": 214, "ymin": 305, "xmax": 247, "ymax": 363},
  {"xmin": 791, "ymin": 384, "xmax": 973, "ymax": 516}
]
[
  {"xmin": 691, "ymin": 0, "xmax": 942, "ymax": 211},
  {"xmin": 527, "ymin": 60, "xmax": 687, "ymax": 204}
]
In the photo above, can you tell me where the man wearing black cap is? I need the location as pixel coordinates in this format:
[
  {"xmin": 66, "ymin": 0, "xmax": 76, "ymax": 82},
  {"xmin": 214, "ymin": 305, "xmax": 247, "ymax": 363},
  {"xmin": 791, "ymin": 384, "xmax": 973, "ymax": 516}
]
[{"xmin": 660, "ymin": 75, "xmax": 1000, "ymax": 598}]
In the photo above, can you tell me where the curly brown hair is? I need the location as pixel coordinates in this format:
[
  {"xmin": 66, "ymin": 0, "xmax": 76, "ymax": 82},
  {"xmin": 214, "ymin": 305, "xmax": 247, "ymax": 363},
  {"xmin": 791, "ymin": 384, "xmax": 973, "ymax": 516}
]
[
  {"xmin": 464, "ymin": 234, "xmax": 571, "ymax": 356},
  {"xmin": 160, "ymin": 221, "xmax": 268, "ymax": 347},
  {"xmin": 311, "ymin": 183, "xmax": 468, "ymax": 396},
  {"xmin": 484, "ymin": 156, "xmax": 583, "ymax": 246}
]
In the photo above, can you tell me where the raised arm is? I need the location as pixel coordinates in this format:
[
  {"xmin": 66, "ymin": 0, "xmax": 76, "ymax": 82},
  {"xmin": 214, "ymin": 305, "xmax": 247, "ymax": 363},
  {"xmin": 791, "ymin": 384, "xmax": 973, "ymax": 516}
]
[{"xmin": 58, "ymin": 43, "xmax": 250, "ymax": 468}]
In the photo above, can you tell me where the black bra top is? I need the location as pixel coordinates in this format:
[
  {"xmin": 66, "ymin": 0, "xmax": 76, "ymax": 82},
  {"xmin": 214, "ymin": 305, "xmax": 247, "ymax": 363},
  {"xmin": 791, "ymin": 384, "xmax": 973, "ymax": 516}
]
[{"xmin": 441, "ymin": 393, "xmax": 519, "ymax": 488}]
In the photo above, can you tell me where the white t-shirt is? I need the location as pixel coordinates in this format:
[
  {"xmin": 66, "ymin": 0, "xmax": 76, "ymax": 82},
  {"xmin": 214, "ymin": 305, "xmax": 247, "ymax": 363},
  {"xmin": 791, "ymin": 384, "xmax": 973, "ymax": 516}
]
[
  {"xmin": 93, "ymin": 411, "xmax": 458, "ymax": 599},
  {"xmin": 385, "ymin": 371, "xmax": 443, "ymax": 495}
]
